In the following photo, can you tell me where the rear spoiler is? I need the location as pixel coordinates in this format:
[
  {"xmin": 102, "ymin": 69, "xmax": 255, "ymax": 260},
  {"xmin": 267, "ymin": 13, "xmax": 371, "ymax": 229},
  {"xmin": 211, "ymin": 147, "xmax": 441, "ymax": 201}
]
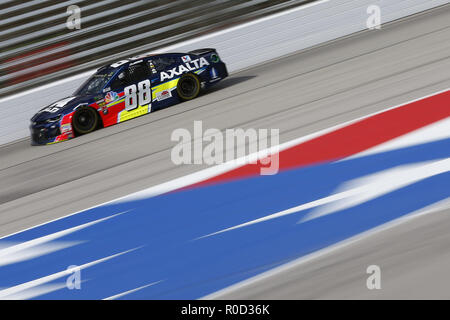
[{"xmin": 187, "ymin": 48, "xmax": 217, "ymax": 56}]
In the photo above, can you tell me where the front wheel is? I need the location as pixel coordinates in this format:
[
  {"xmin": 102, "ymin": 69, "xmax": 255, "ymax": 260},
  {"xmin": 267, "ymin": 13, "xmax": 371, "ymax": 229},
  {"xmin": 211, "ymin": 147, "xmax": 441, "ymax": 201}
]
[
  {"xmin": 72, "ymin": 107, "xmax": 99, "ymax": 135},
  {"xmin": 177, "ymin": 73, "xmax": 201, "ymax": 101}
]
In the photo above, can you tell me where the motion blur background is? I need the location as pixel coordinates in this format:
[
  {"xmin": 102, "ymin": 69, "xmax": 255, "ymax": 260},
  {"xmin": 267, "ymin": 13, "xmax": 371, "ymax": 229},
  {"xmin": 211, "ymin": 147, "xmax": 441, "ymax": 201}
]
[
  {"xmin": 0, "ymin": 0, "xmax": 311, "ymax": 98},
  {"xmin": 0, "ymin": 0, "xmax": 449, "ymax": 300}
]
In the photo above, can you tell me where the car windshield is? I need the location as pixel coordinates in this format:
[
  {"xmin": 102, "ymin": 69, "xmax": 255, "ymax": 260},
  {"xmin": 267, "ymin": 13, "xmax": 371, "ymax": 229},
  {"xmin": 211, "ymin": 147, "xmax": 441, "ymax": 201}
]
[{"xmin": 74, "ymin": 70, "xmax": 115, "ymax": 96}]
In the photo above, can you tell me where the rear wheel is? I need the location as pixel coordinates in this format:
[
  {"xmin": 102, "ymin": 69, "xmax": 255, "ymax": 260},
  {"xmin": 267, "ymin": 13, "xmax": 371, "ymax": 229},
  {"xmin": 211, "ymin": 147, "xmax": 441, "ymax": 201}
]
[
  {"xmin": 72, "ymin": 107, "xmax": 99, "ymax": 135},
  {"xmin": 177, "ymin": 73, "xmax": 201, "ymax": 101}
]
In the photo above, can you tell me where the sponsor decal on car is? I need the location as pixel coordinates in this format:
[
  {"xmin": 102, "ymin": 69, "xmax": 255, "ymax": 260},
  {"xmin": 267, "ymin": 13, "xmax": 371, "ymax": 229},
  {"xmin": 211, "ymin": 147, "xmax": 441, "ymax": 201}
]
[
  {"xmin": 105, "ymin": 91, "xmax": 119, "ymax": 104},
  {"xmin": 209, "ymin": 67, "xmax": 221, "ymax": 82},
  {"xmin": 181, "ymin": 55, "xmax": 191, "ymax": 63},
  {"xmin": 96, "ymin": 99, "xmax": 106, "ymax": 108},
  {"xmin": 149, "ymin": 62, "xmax": 157, "ymax": 74},
  {"xmin": 41, "ymin": 97, "xmax": 76, "ymax": 113},
  {"xmin": 61, "ymin": 123, "xmax": 72, "ymax": 133},
  {"xmin": 210, "ymin": 53, "xmax": 220, "ymax": 63},
  {"xmin": 156, "ymin": 89, "xmax": 172, "ymax": 101},
  {"xmin": 160, "ymin": 57, "xmax": 210, "ymax": 81}
]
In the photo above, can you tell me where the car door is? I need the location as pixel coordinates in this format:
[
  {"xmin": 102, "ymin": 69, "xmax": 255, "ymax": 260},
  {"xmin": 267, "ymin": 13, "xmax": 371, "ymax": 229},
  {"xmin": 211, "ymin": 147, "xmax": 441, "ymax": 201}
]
[
  {"xmin": 109, "ymin": 61, "xmax": 153, "ymax": 122},
  {"xmin": 149, "ymin": 55, "xmax": 180, "ymax": 104}
]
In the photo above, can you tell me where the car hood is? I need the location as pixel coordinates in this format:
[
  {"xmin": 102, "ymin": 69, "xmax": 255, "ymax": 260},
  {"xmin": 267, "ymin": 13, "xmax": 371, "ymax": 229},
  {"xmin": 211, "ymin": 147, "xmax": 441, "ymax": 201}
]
[{"xmin": 31, "ymin": 95, "xmax": 94, "ymax": 122}]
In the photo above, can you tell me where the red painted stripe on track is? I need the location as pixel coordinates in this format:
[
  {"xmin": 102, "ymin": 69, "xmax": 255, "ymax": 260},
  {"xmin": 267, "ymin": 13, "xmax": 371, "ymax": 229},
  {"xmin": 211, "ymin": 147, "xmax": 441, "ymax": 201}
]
[{"xmin": 193, "ymin": 90, "xmax": 450, "ymax": 187}]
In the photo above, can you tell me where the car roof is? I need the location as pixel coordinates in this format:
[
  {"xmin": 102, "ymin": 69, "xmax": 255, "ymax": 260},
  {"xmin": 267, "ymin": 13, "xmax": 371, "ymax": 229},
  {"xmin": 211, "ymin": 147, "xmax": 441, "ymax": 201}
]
[{"xmin": 96, "ymin": 52, "xmax": 186, "ymax": 73}]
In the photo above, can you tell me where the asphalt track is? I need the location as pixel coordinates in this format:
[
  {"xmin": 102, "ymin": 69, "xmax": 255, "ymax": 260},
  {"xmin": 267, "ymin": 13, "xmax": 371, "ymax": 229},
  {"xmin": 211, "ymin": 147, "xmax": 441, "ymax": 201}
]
[
  {"xmin": 215, "ymin": 205, "xmax": 450, "ymax": 300},
  {"xmin": 0, "ymin": 4, "xmax": 450, "ymax": 299}
]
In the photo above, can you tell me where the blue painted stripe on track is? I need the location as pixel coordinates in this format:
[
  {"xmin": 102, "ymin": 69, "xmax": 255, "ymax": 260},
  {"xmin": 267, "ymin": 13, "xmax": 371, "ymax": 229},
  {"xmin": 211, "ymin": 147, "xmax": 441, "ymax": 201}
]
[{"xmin": 0, "ymin": 138, "xmax": 449, "ymax": 299}]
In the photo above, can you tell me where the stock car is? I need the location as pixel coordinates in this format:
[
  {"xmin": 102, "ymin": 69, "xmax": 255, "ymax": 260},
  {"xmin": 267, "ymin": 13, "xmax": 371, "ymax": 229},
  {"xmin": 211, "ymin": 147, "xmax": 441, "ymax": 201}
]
[{"xmin": 30, "ymin": 48, "xmax": 228, "ymax": 145}]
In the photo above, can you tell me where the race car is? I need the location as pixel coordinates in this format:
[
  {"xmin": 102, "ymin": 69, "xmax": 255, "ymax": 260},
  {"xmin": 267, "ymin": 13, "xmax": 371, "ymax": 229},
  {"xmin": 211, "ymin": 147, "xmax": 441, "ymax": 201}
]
[{"xmin": 30, "ymin": 48, "xmax": 228, "ymax": 145}]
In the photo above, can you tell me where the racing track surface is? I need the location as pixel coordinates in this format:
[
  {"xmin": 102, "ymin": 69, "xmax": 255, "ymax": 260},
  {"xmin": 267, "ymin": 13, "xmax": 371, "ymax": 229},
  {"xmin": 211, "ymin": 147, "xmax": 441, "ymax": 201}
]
[
  {"xmin": 214, "ymin": 205, "xmax": 450, "ymax": 299},
  {"xmin": 0, "ymin": 5, "xmax": 450, "ymax": 298}
]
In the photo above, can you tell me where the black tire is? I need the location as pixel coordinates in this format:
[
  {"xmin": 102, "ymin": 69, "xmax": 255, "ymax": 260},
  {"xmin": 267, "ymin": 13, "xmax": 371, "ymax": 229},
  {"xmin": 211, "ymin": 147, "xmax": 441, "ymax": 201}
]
[
  {"xmin": 72, "ymin": 107, "xmax": 99, "ymax": 135},
  {"xmin": 177, "ymin": 73, "xmax": 201, "ymax": 101}
]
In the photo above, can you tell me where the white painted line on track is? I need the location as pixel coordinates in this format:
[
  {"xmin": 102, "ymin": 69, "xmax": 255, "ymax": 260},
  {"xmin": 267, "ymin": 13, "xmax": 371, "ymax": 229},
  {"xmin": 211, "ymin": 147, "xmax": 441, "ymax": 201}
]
[
  {"xmin": 103, "ymin": 280, "xmax": 164, "ymax": 300},
  {"xmin": 0, "ymin": 211, "xmax": 126, "ymax": 267},
  {"xmin": 195, "ymin": 159, "xmax": 450, "ymax": 239},
  {"xmin": 0, "ymin": 247, "xmax": 140, "ymax": 300},
  {"xmin": 202, "ymin": 197, "xmax": 450, "ymax": 300}
]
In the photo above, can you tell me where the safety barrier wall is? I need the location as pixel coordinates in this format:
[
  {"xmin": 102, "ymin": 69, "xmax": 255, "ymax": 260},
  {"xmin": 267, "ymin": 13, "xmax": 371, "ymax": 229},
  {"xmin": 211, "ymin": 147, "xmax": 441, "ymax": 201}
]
[
  {"xmin": 0, "ymin": 0, "xmax": 448, "ymax": 145},
  {"xmin": 0, "ymin": 0, "xmax": 305, "ymax": 96}
]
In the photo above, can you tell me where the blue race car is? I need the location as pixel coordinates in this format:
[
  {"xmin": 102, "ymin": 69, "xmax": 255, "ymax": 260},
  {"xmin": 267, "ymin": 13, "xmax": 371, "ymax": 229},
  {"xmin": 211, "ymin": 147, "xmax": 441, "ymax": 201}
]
[{"xmin": 30, "ymin": 48, "xmax": 228, "ymax": 145}]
